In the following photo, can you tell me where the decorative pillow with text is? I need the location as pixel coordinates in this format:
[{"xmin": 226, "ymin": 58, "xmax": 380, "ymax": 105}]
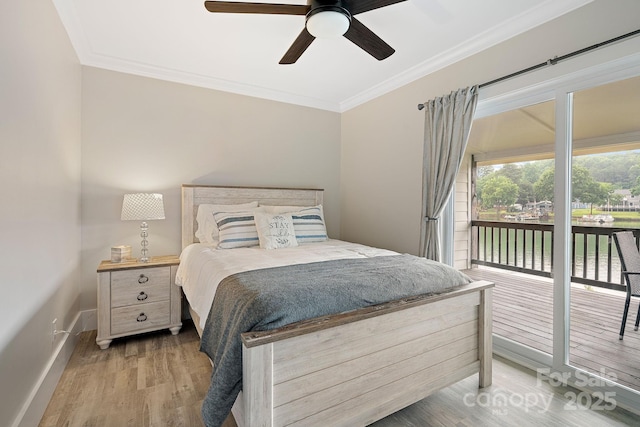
[{"xmin": 254, "ymin": 212, "xmax": 298, "ymax": 249}]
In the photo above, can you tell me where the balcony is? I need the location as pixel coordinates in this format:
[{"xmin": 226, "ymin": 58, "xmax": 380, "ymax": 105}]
[{"xmin": 465, "ymin": 220, "xmax": 640, "ymax": 391}]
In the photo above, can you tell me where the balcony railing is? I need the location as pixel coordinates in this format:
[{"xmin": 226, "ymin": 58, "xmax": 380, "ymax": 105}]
[{"xmin": 470, "ymin": 220, "xmax": 640, "ymax": 292}]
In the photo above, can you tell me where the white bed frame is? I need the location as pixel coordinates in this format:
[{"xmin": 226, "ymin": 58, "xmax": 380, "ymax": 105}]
[{"xmin": 181, "ymin": 184, "xmax": 494, "ymax": 427}]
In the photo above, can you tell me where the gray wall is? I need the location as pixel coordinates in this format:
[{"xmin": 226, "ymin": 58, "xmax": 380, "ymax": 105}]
[
  {"xmin": 0, "ymin": 2, "xmax": 82, "ymax": 426},
  {"xmin": 339, "ymin": 0, "xmax": 640, "ymax": 255},
  {"xmin": 80, "ymin": 67, "xmax": 342, "ymax": 310}
]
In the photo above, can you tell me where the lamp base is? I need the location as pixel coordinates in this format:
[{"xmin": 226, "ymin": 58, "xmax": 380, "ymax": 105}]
[{"xmin": 139, "ymin": 221, "xmax": 150, "ymax": 263}]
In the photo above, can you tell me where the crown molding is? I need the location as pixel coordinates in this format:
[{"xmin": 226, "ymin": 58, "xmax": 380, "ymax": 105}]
[
  {"xmin": 52, "ymin": 0, "xmax": 342, "ymax": 112},
  {"xmin": 53, "ymin": 0, "xmax": 592, "ymax": 113},
  {"xmin": 339, "ymin": 0, "xmax": 593, "ymax": 112},
  {"xmin": 82, "ymin": 54, "xmax": 343, "ymax": 112}
]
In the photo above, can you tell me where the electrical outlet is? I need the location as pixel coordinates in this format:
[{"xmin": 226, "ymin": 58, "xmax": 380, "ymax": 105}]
[{"xmin": 51, "ymin": 318, "xmax": 57, "ymax": 343}]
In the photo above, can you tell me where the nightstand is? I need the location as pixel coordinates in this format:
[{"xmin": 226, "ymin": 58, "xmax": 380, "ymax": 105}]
[{"xmin": 96, "ymin": 255, "xmax": 182, "ymax": 349}]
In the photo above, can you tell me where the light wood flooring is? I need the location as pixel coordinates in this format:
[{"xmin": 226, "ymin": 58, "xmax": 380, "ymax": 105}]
[
  {"xmin": 40, "ymin": 320, "xmax": 639, "ymax": 427},
  {"xmin": 38, "ymin": 321, "xmax": 221, "ymax": 427}
]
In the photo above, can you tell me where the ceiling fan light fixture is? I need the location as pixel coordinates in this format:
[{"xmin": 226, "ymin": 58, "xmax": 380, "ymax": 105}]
[{"xmin": 306, "ymin": 9, "xmax": 350, "ymax": 39}]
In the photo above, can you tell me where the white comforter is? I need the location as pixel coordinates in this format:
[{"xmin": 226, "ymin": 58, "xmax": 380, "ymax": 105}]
[{"xmin": 175, "ymin": 239, "xmax": 397, "ymax": 331}]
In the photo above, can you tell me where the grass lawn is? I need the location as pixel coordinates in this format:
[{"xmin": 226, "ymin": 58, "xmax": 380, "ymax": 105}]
[
  {"xmin": 571, "ymin": 208, "xmax": 640, "ymax": 220},
  {"xmin": 478, "ymin": 208, "xmax": 640, "ymax": 222}
]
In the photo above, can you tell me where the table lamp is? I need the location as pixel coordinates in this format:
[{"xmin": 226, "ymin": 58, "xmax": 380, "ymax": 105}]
[{"xmin": 121, "ymin": 193, "xmax": 165, "ymax": 262}]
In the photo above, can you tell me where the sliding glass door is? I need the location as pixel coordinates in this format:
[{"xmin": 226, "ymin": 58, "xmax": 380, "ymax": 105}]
[
  {"xmin": 465, "ymin": 61, "xmax": 640, "ymax": 410},
  {"xmin": 466, "ymin": 99, "xmax": 556, "ymax": 356},
  {"xmin": 568, "ymin": 76, "xmax": 640, "ymax": 394}
]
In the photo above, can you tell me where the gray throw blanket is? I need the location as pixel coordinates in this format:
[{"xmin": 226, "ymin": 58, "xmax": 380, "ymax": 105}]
[{"xmin": 199, "ymin": 254, "xmax": 471, "ymax": 427}]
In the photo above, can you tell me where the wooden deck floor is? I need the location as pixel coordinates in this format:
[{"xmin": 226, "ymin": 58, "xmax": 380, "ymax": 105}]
[{"xmin": 463, "ymin": 267, "xmax": 640, "ymax": 391}]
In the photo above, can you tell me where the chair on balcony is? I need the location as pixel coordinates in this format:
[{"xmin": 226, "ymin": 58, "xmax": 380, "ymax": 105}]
[{"xmin": 612, "ymin": 231, "xmax": 640, "ymax": 340}]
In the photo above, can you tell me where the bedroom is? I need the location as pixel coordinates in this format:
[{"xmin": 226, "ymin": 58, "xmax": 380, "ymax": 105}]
[{"xmin": 2, "ymin": 1, "xmax": 640, "ymax": 426}]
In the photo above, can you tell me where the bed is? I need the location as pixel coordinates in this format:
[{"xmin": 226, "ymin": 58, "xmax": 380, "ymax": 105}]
[{"xmin": 178, "ymin": 184, "xmax": 494, "ymax": 427}]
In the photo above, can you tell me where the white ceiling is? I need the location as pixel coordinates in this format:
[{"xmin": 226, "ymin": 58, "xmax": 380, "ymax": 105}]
[{"xmin": 52, "ymin": 0, "xmax": 593, "ymax": 112}]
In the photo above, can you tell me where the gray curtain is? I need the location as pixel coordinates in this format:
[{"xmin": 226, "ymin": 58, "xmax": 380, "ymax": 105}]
[{"xmin": 419, "ymin": 85, "xmax": 479, "ymax": 261}]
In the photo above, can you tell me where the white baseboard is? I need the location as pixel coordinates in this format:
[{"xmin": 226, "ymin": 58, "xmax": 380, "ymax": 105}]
[{"xmin": 13, "ymin": 309, "xmax": 96, "ymax": 427}]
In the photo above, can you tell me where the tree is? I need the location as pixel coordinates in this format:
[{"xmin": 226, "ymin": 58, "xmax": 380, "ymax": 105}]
[
  {"xmin": 575, "ymin": 152, "xmax": 640, "ymax": 188},
  {"xmin": 477, "ymin": 152, "xmax": 640, "ymax": 219},
  {"xmin": 517, "ymin": 181, "xmax": 535, "ymax": 206},
  {"xmin": 480, "ymin": 175, "xmax": 519, "ymax": 219},
  {"xmin": 630, "ymin": 175, "xmax": 640, "ymax": 197},
  {"xmin": 534, "ymin": 168, "xmax": 555, "ymax": 203},
  {"xmin": 629, "ymin": 164, "xmax": 640, "ymax": 190},
  {"xmin": 533, "ymin": 165, "xmax": 608, "ymax": 213},
  {"xmin": 476, "ymin": 167, "xmax": 496, "ymax": 206},
  {"xmin": 477, "ymin": 165, "xmax": 495, "ymax": 179},
  {"xmin": 496, "ymin": 163, "xmax": 522, "ymax": 185},
  {"xmin": 579, "ymin": 181, "xmax": 608, "ymax": 214},
  {"xmin": 522, "ymin": 159, "xmax": 554, "ymax": 185},
  {"xmin": 572, "ymin": 166, "xmax": 608, "ymax": 214},
  {"xmin": 600, "ymin": 183, "xmax": 618, "ymax": 211},
  {"xmin": 609, "ymin": 191, "xmax": 623, "ymax": 207}
]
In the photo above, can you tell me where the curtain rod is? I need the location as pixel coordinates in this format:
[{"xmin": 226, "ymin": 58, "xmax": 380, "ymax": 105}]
[{"xmin": 417, "ymin": 28, "xmax": 640, "ymax": 110}]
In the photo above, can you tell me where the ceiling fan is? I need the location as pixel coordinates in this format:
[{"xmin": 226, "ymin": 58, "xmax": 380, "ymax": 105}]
[{"xmin": 204, "ymin": 0, "xmax": 407, "ymax": 64}]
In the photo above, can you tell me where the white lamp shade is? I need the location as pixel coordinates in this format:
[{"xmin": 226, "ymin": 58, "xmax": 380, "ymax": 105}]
[
  {"xmin": 121, "ymin": 193, "xmax": 165, "ymax": 221},
  {"xmin": 306, "ymin": 11, "xmax": 350, "ymax": 39}
]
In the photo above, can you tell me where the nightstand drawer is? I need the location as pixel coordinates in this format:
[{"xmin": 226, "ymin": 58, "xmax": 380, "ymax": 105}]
[
  {"xmin": 111, "ymin": 267, "xmax": 170, "ymax": 308},
  {"xmin": 111, "ymin": 301, "xmax": 171, "ymax": 335},
  {"xmin": 97, "ymin": 256, "xmax": 181, "ymax": 349}
]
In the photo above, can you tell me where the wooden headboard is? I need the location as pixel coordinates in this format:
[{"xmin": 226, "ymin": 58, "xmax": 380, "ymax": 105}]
[{"xmin": 181, "ymin": 184, "xmax": 324, "ymax": 249}]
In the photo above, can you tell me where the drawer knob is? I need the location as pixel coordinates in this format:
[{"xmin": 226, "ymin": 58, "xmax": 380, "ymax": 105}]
[
  {"xmin": 137, "ymin": 291, "xmax": 148, "ymax": 301},
  {"xmin": 138, "ymin": 274, "xmax": 149, "ymax": 284},
  {"xmin": 136, "ymin": 313, "xmax": 147, "ymax": 322}
]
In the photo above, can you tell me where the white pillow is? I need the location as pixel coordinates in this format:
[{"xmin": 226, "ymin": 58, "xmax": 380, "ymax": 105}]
[
  {"xmin": 214, "ymin": 211, "xmax": 260, "ymax": 249},
  {"xmin": 260, "ymin": 205, "xmax": 309, "ymax": 214},
  {"xmin": 195, "ymin": 202, "xmax": 259, "ymax": 244},
  {"xmin": 254, "ymin": 212, "xmax": 298, "ymax": 250},
  {"xmin": 290, "ymin": 206, "xmax": 328, "ymax": 244}
]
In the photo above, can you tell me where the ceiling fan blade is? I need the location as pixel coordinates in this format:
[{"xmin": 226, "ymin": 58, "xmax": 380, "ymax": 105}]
[
  {"xmin": 343, "ymin": 0, "xmax": 407, "ymax": 15},
  {"xmin": 204, "ymin": 1, "xmax": 309, "ymax": 15},
  {"xmin": 343, "ymin": 17, "xmax": 394, "ymax": 60},
  {"xmin": 280, "ymin": 28, "xmax": 315, "ymax": 64}
]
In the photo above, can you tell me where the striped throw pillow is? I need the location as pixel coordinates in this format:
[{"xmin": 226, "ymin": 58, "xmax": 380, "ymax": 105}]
[
  {"xmin": 195, "ymin": 202, "xmax": 258, "ymax": 244},
  {"xmin": 214, "ymin": 211, "xmax": 259, "ymax": 249},
  {"xmin": 290, "ymin": 206, "xmax": 328, "ymax": 244}
]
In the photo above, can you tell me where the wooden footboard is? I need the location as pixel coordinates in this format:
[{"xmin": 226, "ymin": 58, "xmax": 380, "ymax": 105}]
[{"xmin": 239, "ymin": 280, "xmax": 493, "ymax": 427}]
